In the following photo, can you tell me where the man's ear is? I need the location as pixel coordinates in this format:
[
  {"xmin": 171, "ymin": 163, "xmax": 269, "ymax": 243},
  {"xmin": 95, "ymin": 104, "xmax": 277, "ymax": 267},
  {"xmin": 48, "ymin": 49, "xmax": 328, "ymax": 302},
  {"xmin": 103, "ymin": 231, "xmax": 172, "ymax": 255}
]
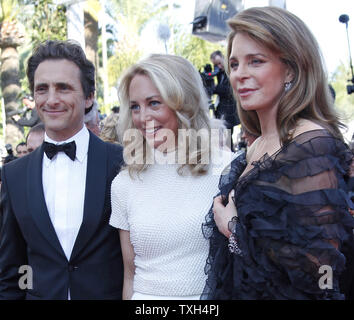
[{"xmin": 85, "ymin": 93, "xmax": 94, "ymax": 110}]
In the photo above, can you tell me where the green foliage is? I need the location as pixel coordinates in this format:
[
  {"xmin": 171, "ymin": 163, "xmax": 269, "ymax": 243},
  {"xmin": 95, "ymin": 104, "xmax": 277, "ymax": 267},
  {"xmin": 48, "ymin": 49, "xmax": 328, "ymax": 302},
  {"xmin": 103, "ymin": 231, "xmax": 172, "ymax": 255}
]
[
  {"xmin": 173, "ymin": 29, "xmax": 225, "ymax": 72},
  {"xmin": 0, "ymin": 0, "xmax": 23, "ymax": 21},
  {"xmin": 106, "ymin": 0, "xmax": 224, "ymax": 92},
  {"xmin": 330, "ymin": 63, "xmax": 354, "ymax": 123},
  {"xmin": 107, "ymin": 35, "xmax": 141, "ymax": 88},
  {"xmin": 109, "ymin": 0, "xmax": 165, "ymax": 34},
  {"xmin": 28, "ymin": 0, "xmax": 67, "ymax": 47},
  {"xmin": 14, "ymin": 0, "xmax": 67, "ymax": 98},
  {"xmin": 106, "ymin": 0, "xmax": 166, "ymax": 87}
]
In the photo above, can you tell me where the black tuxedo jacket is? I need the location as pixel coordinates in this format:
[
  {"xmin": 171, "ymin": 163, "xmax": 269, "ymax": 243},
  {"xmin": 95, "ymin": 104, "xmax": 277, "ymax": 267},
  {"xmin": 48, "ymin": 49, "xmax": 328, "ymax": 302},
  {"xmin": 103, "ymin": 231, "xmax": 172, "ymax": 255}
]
[{"xmin": 0, "ymin": 132, "xmax": 124, "ymax": 300}]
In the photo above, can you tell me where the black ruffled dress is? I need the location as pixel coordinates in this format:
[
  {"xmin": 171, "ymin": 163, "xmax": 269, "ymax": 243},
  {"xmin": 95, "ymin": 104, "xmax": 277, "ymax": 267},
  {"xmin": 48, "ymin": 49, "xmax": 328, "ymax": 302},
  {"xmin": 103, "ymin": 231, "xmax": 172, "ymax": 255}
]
[{"xmin": 202, "ymin": 129, "xmax": 354, "ymax": 300}]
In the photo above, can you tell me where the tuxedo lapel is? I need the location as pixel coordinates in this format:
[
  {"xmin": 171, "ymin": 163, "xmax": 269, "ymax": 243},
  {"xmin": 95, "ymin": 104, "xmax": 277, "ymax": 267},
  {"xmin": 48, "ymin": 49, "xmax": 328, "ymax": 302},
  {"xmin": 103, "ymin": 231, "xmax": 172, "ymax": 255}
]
[
  {"xmin": 27, "ymin": 145, "xmax": 66, "ymax": 258},
  {"xmin": 70, "ymin": 133, "xmax": 107, "ymax": 260}
]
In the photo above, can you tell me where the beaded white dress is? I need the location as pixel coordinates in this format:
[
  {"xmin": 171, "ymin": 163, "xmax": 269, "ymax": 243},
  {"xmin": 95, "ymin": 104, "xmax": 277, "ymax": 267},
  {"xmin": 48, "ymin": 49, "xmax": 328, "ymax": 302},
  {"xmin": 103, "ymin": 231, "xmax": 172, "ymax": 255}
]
[{"xmin": 110, "ymin": 148, "xmax": 233, "ymax": 299}]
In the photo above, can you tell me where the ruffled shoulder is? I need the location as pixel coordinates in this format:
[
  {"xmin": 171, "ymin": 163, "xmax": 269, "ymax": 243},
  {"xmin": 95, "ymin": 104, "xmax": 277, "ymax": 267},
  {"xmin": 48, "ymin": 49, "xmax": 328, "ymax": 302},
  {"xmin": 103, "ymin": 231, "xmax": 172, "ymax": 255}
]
[
  {"xmin": 235, "ymin": 129, "xmax": 352, "ymax": 194},
  {"xmin": 202, "ymin": 130, "xmax": 354, "ymax": 300}
]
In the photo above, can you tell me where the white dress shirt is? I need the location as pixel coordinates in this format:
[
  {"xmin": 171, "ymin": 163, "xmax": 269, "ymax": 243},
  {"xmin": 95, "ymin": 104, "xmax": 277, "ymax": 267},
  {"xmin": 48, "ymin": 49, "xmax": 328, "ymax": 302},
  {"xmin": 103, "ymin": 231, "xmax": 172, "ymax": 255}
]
[{"xmin": 42, "ymin": 126, "xmax": 89, "ymax": 261}]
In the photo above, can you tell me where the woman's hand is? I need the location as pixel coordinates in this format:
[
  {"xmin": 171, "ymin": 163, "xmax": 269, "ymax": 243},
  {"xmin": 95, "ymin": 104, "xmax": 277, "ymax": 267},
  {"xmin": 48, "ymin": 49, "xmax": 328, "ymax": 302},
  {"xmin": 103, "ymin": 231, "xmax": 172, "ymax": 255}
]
[{"xmin": 213, "ymin": 190, "xmax": 237, "ymax": 238}]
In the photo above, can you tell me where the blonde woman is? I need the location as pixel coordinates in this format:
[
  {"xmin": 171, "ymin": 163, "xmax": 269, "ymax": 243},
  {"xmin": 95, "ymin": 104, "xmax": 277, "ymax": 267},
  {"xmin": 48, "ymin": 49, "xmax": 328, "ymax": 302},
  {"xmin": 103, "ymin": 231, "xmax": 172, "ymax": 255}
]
[
  {"xmin": 202, "ymin": 7, "xmax": 354, "ymax": 300},
  {"xmin": 109, "ymin": 54, "xmax": 232, "ymax": 300}
]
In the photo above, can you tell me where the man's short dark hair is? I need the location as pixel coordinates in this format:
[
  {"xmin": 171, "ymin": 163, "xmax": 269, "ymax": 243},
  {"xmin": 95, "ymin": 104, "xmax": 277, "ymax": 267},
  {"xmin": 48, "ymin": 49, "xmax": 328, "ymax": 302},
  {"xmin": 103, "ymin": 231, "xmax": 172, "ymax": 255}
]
[
  {"xmin": 111, "ymin": 106, "xmax": 120, "ymax": 114},
  {"xmin": 26, "ymin": 122, "xmax": 45, "ymax": 144},
  {"xmin": 27, "ymin": 40, "xmax": 95, "ymax": 99},
  {"xmin": 210, "ymin": 50, "xmax": 224, "ymax": 60},
  {"xmin": 26, "ymin": 122, "xmax": 45, "ymax": 143}
]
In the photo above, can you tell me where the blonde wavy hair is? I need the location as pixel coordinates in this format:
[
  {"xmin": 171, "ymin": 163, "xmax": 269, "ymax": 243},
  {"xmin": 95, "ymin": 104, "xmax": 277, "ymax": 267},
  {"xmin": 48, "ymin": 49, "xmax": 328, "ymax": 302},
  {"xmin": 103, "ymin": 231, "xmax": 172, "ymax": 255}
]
[
  {"xmin": 117, "ymin": 54, "xmax": 222, "ymax": 177},
  {"xmin": 225, "ymin": 6, "xmax": 344, "ymax": 144}
]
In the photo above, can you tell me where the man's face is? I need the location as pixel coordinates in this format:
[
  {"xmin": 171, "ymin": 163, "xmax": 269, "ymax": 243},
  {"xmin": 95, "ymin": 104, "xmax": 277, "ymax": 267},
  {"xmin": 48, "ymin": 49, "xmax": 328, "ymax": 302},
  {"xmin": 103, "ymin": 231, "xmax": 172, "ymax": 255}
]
[
  {"xmin": 33, "ymin": 59, "xmax": 93, "ymax": 141},
  {"xmin": 27, "ymin": 131, "xmax": 45, "ymax": 153},
  {"xmin": 23, "ymin": 98, "xmax": 35, "ymax": 109},
  {"xmin": 211, "ymin": 55, "xmax": 225, "ymax": 71},
  {"xmin": 16, "ymin": 145, "xmax": 28, "ymax": 158}
]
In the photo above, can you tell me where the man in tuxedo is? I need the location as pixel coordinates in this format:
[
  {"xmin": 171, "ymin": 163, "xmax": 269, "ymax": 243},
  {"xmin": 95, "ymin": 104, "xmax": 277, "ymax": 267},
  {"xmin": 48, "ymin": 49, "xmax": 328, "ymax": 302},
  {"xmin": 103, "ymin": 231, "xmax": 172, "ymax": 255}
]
[{"xmin": 0, "ymin": 40, "xmax": 124, "ymax": 299}]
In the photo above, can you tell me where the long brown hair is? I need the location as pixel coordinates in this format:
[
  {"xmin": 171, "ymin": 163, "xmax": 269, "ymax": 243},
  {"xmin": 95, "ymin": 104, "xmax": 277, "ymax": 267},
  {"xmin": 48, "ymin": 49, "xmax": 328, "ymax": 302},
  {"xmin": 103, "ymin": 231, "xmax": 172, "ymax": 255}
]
[{"xmin": 226, "ymin": 6, "xmax": 344, "ymax": 144}]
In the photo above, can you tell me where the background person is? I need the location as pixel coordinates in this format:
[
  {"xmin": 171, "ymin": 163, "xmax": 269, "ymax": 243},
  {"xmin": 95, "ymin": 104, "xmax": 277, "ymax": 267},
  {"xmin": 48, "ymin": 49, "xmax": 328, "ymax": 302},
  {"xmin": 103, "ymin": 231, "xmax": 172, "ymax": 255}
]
[
  {"xmin": 202, "ymin": 6, "xmax": 354, "ymax": 300},
  {"xmin": 2, "ymin": 144, "xmax": 17, "ymax": 165},
  {"xmin": 210, "ymin": 50, "xmax": 240, "ymax": 151},
  {"xmin": 99, "ymin": 112, "xmax": 120, "ymax": 144},
  {"xmin": 111, "ymin": 106, "xmax": 120, "ymax": 114},
  {"xmin": 26, "ymin": 123, "xmax": 45, "ymax": 153},
  {"xmin": 15, "ymin": 142, "xmax": 28, "ymax": 158},
  {"xmin": 84, "ymin": 100, "xmax": 101, "ymax": 137},
  {"xmin": 11, "ymin": 94, "xmax": 41, "ymax": 128},
  {"xmin": 109, "ymin": 54, "xmax": 231, "ymax": 300}
]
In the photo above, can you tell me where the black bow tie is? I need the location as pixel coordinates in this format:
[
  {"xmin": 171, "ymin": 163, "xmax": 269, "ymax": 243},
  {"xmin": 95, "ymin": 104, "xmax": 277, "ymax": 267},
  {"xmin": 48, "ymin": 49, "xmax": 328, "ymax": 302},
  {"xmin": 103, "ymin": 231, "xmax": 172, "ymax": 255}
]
[{"xmin": 43, "ymin": 141, "xmax": 76, "ymax": 161}]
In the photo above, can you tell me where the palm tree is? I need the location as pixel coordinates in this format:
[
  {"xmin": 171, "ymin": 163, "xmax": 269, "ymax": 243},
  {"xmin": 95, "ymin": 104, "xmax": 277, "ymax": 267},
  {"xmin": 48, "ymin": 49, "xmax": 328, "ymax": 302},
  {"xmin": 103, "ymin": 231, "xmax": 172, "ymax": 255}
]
[
  {"xmin": 84, "ymin": 0, "xmax": 101, "ymax": 77},
  {"xmin": 0, "ymin": 0, "xmax": 25, "ymax": 144}
]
